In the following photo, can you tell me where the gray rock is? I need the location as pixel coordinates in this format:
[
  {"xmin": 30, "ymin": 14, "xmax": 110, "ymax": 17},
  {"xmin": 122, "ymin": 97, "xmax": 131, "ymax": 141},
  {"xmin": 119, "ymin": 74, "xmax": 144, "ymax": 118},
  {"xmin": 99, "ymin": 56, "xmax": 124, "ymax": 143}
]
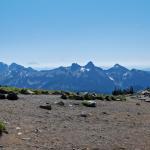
[
  {"xmin": 7, "ymin": 93, "xmax": 18, "ymax": 100},
  {"xmin": 82, "ymin": 100, "xmax": 96, "ymax": 107},
  {"xmin": 80, "ymin": 112, "xmax": 90, "ymax": 118},
  {"xmin": 145, "ymin": 99, "xmax": 150, "ymax": 102},
  {"xmin": 0, "ymin": 94, "xmax": 6, "ymax": 99},
  {"xmin": 40, "ymin": 104, "xmax": 52, "ymax": 110},
  {"xmin": 61, "ymin": 94, "xmax": 67, "ymax": 99},
  {"xmin": 56, "ymin": 101, "xmax": 65, "ymax": 106}
]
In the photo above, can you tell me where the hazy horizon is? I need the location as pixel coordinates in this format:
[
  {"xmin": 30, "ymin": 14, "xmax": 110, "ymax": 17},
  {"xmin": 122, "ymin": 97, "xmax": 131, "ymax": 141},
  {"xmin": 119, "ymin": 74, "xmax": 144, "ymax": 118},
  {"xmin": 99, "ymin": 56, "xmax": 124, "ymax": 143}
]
[{"xmin": 0, "ymin": 0, "xmax": 149, "ymax": 68}]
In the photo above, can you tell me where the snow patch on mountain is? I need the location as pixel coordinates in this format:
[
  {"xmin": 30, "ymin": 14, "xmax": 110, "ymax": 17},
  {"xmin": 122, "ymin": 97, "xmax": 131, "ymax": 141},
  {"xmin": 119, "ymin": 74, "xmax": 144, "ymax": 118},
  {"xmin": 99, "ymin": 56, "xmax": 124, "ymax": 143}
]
[
  {"xmin": 108, "ymin": 76, "xmax": 114, "ymax": 81},
  {"xmin": 80, "ymin": 67, "xmax": 90, "ymax": 72}
]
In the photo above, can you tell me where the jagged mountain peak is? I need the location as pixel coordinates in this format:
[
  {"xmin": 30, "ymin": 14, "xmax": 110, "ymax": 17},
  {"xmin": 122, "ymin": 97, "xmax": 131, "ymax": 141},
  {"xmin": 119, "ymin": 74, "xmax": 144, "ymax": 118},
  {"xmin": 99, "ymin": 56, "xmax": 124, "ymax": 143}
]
[
  {"xmin": 9, "ymin": 63, "xmax": 25, "ymax": 70},
  {"xmin": 10, "ymin": 63, "xmax": 23, "ymax": 67},
  {"xmin": 114, "ymin": 64, "xmax": 122, "ymax": 68},
  {"xmin": 0, "ymin": 62, "xmax": 8, "ymax": 67},
  {"xmin": 8, "ymin": 63, "xmax": 36, "ymax": 73},
  {"xmin": 71, "ymin": 63, "xmax": 80, "ymax": 66},
  {"xmin": 85, "ymin": 61, "xmax": 95, "ymax": 69},
  {"xmin": 0, "ymin": 61, "xmax": 149, "ymax": 93},
  {"xmin": 108, "ymin": 64, "xmax": 129, "ymax": 72},
  {"xmin": 70, "ymin": 63, "xmax": 81, "ymax": 71},
  {"xmin": 0, "ymin": 62, "xmax": 7, "ymax": 65},
  {"xmin": 113, "ymin": 64, "xmax": 127, "ymax": 69},
  {"xmin": 0, "ymin": 62, "xmax": 8, "ymax": 72}
]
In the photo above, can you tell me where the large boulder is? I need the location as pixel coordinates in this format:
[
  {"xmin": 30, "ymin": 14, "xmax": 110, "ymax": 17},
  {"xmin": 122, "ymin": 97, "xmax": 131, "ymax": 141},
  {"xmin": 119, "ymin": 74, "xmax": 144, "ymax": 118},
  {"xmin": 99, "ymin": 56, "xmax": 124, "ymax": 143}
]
[
  {"xmin": 61, "ymin": 94, "xmax": 67, "ymax": 99},
  {"xmin": 7, "ymin": 93, "xmax": 19, "ymax": 100},
  {"xmin": 82, "ymin": 100, "xmax": 96, "ymax": 107},
  {"xmin": 0, "ymin": 94, "xmax": 6, "ymax": 99}
]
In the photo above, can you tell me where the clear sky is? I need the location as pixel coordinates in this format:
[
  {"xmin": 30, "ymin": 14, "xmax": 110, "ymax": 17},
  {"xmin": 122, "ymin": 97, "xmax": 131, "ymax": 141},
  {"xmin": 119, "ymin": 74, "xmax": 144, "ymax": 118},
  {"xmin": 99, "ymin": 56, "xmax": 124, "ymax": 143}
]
[{"xmin": 0, "ymin": 0, "xmax": 149, "ymax": 68}]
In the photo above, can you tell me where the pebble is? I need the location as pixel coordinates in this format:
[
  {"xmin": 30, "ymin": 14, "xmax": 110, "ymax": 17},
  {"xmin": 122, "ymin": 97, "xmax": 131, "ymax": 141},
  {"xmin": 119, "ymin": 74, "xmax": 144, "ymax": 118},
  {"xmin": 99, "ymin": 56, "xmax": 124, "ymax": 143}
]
[
  {"xmin": 136, "ymin": 103, "xmax": 140, "ymax": 106},
  {"xmin": 17, "ymin": 132, "xmax": 23, "ymax": 135},
  {"xmin": 16, "ymin": 127, "xmax": 21, "ymax": 130},
  {"xmin": 22, "ymin": 138, "xmax": 31, "ymax": 141}
]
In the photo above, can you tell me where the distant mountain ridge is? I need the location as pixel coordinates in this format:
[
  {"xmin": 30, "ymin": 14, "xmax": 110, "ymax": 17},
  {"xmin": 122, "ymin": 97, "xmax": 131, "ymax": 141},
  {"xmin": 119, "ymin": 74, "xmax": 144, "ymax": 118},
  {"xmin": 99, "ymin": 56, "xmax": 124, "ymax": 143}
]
[{"xmin": 0, "ymin": 61, "xmax": 150, "ymax": 93}]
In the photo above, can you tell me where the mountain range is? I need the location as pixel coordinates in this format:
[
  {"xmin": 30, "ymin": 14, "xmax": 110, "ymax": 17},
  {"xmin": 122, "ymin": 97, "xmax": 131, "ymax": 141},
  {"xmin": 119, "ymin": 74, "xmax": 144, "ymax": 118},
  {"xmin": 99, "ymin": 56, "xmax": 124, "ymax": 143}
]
[{"xmin": 0, "ymin": 61, "xmax": 150, "ymax": 93}]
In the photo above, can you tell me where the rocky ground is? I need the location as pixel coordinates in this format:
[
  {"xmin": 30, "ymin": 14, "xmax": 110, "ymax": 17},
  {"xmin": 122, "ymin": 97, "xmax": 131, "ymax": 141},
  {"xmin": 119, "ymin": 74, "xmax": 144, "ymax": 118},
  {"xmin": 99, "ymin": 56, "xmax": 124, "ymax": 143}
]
[{"xmin": 0, "ymin": 95, "xmax": 150, "ymax": 150}]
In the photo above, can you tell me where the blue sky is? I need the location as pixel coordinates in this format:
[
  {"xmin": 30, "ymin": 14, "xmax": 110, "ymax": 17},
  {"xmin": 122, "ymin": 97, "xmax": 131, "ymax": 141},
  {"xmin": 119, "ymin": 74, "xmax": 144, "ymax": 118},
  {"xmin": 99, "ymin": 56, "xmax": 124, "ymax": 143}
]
[{"xmin": 0, "ymin": 0, "xmax": 149, "ymax": 68}]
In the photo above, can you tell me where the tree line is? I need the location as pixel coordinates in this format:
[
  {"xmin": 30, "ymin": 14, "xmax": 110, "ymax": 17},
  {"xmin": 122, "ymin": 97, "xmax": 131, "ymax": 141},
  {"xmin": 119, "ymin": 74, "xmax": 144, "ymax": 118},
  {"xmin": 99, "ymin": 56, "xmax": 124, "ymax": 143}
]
[{"xmin": 112, "ymin": 86, "xmax": 134, "ymax": 95}]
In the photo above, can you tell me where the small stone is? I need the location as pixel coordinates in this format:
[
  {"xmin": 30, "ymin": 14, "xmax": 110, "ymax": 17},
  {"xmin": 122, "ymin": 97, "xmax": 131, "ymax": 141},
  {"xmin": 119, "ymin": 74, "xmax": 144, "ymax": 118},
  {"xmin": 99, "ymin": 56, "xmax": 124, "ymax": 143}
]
[
  {"xmin": 64, "ymin": 125, "xmax": 67, "ymax": 128},
  {"xmin": 40, "ymin": 104, "xmax": 52, "ymax": 110},
  {"xmin": 81, "ymin": 148, "xmax": 90, "ymax": 150},
  {"xmin": 102, "ymin": 112, "xmax": 109, "ymax": 115},
  {"xmin": 16, "ymin": 127, "xmax": 21, "ymax": 130},
  {"xmin": 137, "ymin": 112, "xmax": 141, "ymax": 115},
  {"xmin": 73, "ymin": 102, "xmax": 80, "ymax": 106},
  {"xmin": 22, "ymin": 137, "xmax": 31, "ymax": 141},
  {"xmin": 136, "ymin": 103, "xmax": 140, "ymax": 106},
  {"xmin": 34, "ymin": 128, "xmax": 42, "ymax": 133},
  {"xmin": 116, "ymin": 98, "xmax": 121, "ymax": 101},
  {"xmin": 80, "ymin": 112, "xmax": 88, "ymax": 118},
  {"xmin": 55, "ymin": 101, "xmax": 65, "ymax": 106},
  {"xmin": 18, "ymin": 132, "xmax": 22, "ymax": 135},
  {"xmin": 80, "ymin": 112, "xmax": 92, "ymax": 118}
]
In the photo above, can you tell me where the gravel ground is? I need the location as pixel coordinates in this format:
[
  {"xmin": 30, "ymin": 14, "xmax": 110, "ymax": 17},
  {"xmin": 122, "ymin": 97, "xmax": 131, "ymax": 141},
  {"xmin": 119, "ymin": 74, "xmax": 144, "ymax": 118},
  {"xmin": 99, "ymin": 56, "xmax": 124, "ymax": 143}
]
[{"xmin": 0, "ymin": 95, "xmax": 150, "ymax": 150}]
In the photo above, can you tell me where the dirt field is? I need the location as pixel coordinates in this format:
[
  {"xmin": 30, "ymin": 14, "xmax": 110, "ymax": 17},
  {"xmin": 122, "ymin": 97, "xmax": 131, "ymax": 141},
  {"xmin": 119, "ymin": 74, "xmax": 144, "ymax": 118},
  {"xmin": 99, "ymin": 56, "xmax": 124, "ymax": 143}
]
[{"xmin": 0, "ymin": 95, "xmax": 150, "ymax": 150}]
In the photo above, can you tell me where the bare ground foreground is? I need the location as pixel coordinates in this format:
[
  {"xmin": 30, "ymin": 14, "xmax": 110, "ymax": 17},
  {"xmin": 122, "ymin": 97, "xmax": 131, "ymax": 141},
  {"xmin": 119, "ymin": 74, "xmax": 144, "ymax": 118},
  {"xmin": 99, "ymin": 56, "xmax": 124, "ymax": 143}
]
[{"xmin": 0, "ymin": 95, "xmax": 150, "ymax": 150}]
